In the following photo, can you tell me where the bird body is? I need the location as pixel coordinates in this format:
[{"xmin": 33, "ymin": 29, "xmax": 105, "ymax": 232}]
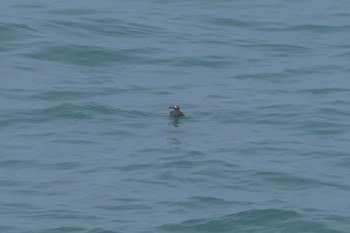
[{"xmin": 169, "ymin": 105, "xmax": 184, "ymax": 117}]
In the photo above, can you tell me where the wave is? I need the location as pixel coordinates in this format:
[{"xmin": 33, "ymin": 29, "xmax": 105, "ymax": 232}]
[{"xmin": 159, "ymin": 208, "xmax": 343, "ymax": 233}]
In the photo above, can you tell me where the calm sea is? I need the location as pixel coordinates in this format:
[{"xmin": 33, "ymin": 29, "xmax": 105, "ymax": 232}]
[{"xmin": 1, "ymin": 0, "xmax": 350, "ymax": 232}]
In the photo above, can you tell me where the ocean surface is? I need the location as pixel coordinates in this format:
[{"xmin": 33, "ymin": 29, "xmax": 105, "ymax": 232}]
[{"xmin": 1, "ymin": 0, "xmax": 350, "ymax": 232}]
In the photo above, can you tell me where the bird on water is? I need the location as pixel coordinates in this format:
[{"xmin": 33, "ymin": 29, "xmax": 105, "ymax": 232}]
[{"xmin": 169, "ymin": 105, "xmax": 184, "ymax": 117}]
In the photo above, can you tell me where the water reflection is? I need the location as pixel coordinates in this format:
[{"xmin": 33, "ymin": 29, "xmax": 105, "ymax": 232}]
[
  {"xmin": 168, "ymin": 117, "xmax": 181, "ymax": 127},
  {"xmin": 167, "ymin": 137, "xmax": 182, "ymax": 145}
]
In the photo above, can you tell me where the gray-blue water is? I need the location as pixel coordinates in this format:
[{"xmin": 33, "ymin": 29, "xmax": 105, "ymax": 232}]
[{"xmin": 1, "ymin": 1, "xmax": 350, "ymax": 232}]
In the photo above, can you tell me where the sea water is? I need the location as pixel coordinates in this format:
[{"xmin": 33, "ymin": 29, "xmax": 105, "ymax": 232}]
[{"xmin": 1, "ymin": 0, "xmax": 350, "ymax": 232}]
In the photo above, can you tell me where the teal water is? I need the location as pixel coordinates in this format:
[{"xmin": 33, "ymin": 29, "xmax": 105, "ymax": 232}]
[{"xmin": 1, "ymin": 1, "xmax": 350, "ymax": 232}]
